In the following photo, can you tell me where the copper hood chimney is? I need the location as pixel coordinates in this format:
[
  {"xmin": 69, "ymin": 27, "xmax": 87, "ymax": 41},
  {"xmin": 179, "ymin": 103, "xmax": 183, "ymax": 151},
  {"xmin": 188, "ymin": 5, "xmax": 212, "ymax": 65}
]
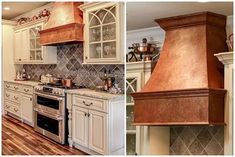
[
  {"xmin": 132, "ymin": 12, "xmax": 227, "ymax": 126},
  {"xmin": 39, "ymin": 2, "xmax": 84, "ymax": 46}
]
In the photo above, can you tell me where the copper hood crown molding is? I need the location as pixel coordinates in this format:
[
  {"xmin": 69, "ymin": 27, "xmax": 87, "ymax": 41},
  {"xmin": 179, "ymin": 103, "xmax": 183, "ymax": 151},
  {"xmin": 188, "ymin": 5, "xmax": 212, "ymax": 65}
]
[
  {"xmin": 132, "ymin": 12, "xmax": 228, "ymax": 126},
  {"xmin": 39, "ymin": 2, "xmax": 84, "ymax": 46}
]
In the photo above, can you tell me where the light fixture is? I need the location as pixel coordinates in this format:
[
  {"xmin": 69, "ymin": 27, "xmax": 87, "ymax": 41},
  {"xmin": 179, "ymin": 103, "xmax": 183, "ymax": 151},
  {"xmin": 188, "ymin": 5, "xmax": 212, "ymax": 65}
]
[{"xmin": 3, "ymin": 7, "xmax": 10, "ymax": 11}]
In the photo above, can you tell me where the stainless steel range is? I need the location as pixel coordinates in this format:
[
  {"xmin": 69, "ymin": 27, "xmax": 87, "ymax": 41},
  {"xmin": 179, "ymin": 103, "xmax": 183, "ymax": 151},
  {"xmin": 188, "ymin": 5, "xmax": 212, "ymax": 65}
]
[{"xmin": 34, "ymin": 84, "xmax": 84, "ymax": 144}]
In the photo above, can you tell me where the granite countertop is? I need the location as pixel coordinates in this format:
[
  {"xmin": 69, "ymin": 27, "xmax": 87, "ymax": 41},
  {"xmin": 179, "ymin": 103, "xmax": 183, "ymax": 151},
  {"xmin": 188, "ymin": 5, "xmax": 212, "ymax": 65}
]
[
  {"xmin": 66, "ymin": 88, "xmax": 124, "ymax": 100},
  {"xmin": 4, "ymin": 80, "xmax": 39, "ymax": 86}
]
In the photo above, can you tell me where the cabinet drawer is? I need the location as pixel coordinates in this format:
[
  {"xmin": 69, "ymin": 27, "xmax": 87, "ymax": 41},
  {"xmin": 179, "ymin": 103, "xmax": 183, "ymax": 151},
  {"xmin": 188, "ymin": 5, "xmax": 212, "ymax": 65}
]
[
  {"xmin": 20, "ymin": 85, "xmax": 33, "ymax": 94},
  {"xmin": 73, "ymin": 95, "xmax": 108, "ymax": 113},
  {"xmin": 5, "ymin": 90, "xmax": 20, "ymax": 103},
  {"xmin": 5, "ymin": 83, "xmax": 20, "ymax": 92},
  {"xmin": 5, "ymin": 101, "xmax": 21, "ymax": 117}
]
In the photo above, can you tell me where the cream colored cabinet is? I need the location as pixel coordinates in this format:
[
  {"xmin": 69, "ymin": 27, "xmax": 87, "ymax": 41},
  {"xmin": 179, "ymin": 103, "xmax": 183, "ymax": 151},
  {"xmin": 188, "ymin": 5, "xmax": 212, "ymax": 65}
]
[
  {"xmin": 72, "ymin": 106, "xmax": 88, "ymax": 147},
  {"xmin": 4, "ymin": 81, "xmax": 34, "ymax": 127},
  {"xmin": 67, "ymin": 90, "xmax": 124, "ymax": 155},
  {"xmin": 14, "ymin": 19, "xmax": 57, "ymax": 64},
  {"xmin": 21, "ymin": 94, "xmax": 33, "ymax": 125},
  {"xmin": 126, "ymin": 61, "xmax": 170, "ymax": 155},
  {"xmin": 80, "ymin": 2, "xmax": 124, "ymax": 64},
  {"xmin": 88, "ymin": 109, "xmax": 107, "ymax": 154}
]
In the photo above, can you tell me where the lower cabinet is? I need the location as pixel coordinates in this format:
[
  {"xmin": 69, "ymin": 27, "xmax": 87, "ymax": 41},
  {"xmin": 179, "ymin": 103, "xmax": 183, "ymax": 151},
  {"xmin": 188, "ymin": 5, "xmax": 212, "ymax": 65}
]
[
  {"xmin": 67, "ymin": 92, "xmax": 124, "ymax": 155},
  {"xmin": 4, "ymin": 81, "xmax": 34, "ymax": 127},
  {"xmin": 72, "ymin": 106, "xmax": 107, "ymax": 154},
  {"xmin": 88, "ymin": 109, "xmax": 107, "ymax": 154},
  {"xmin": 72, "ymin": 106, "xmax": 88, "ymax": 147},
  {"xmin": 21, "ymin": 94, "xmax": 34, "ymax": 125}
]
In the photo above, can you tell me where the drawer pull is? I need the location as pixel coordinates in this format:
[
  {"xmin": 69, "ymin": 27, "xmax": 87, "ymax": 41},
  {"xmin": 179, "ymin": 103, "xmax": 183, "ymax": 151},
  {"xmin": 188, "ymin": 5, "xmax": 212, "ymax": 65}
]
[
  {"xmin": 6, "ymin": 105, "xmax": 10, "ymax": 109},
  {"xmin": 88, "ymin": 113, "xmax": 90, "ymax": 117},
  {"xmin": 14, "ymin": 108, "xmax": 18, "ymax": 112},
  {"xmin": 14, "ymin": 86, "xmax": 19, "ymax": 90},
  {"xmin": 84, "ymin": 113, "xmax": 87, "ymax": 116},
  {"xmin": 24, "ymin": 89, "xmax": 30, "ymax": 92},
  {"xmin": 14, "ymin": 96, "xmax": 19, "ymax": 100},
  {"xmin": 6, "ymin": 85, "xmax": 10, "ymax": 88},
  {"xmin": 82, "ymin": 101, "xmax": 93, "ymax": 106},
  {"xmin": 6, "ymin": 94, "xmax": 10, "ymax": 97}
]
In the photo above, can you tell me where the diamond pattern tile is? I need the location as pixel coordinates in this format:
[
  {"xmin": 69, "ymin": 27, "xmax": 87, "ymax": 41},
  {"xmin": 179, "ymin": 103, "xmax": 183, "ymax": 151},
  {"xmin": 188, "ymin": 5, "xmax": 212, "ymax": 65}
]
[
  {"xmin": 170, "ymin": 126, "xmax": 224, "ymax": 155},
  {"xmin": 23, "ymin": 43, "xmax": 124, "ymax": 90}
]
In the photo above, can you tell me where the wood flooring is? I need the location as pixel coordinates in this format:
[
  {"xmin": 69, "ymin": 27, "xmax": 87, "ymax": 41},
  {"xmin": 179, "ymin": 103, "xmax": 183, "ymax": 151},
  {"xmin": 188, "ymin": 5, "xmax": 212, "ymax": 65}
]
[{"xmin": 2, "ymin": 115, "xmax": 88, "ymax": 155}]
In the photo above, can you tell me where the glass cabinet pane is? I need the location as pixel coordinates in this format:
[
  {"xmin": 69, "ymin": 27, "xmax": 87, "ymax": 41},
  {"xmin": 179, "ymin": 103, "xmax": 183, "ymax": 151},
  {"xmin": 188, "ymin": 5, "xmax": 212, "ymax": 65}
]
[
  {"xmin": 126, "ymin": 134, "xmax": 136, "ymax": 155},
  {"xmin": 30, "ymin": 50, "xmax": 35, "ymax": 60},
  {"xmin": 30, "ymin": 39, "xmax": 36, "ymax": 49},
  {"xmin": 103, "ymin": 6, "xmax": 116, "ymax": 24},
  {"xmin": 126, "ymin": 78, "xmax": 137, "ymax": 103},
  {"xmin": 89, "ymin": 27, "xmax": 101, "ymax": 42},
  {"xmin": 36, "ymin": 38, "xmax": 41, "ymax": 49},
  {"xmin": 36, "ymin": 50, "xmax": 42, "ymax": 60},
  {"xmin": 103, "ymin": 42, "xmax": 116, "ymax": 58},
  {"xmin": 126, "ymin": 106, "xmax": 135, "ymax": 130},
  {"xmin": 102, "ymin": 24, "xmax": 116, "ymax": 41},
  {"xmin": 89, "ymin": 43, "xmax": 101, "ymax": 59}
]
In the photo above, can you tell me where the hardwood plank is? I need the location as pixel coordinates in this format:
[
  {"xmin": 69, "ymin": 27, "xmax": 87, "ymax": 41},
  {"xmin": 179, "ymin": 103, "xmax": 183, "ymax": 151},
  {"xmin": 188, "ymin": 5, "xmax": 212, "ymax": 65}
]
[{"xmin": 2, "ymin": 115, "xmax": 88, "ymax": 155}]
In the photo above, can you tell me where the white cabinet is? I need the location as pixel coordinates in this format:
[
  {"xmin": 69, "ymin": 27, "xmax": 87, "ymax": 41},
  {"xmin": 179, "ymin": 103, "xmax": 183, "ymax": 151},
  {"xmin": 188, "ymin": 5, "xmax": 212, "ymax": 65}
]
[
  {"xmin": 88, "ymin": 109, "xmax": 107, "ymax": 154},
  {"xmin": 126, "ymin": 61, "xmax": 170, "ymax": 155},
  {"xmin": 14, "ymin": 19, "xmax": 57, "ymax": 64},
  {"xmin": 21, "ymin": 94, "xmax": 33, "ymax": 125},
  {"xmin": 80, "ymin": 2, "xmax": 124, "ymax": 64},
  {"xmin": 67, "ymin": 90, "xmax": 124, "ymax": 155},
  {"xmin": 72, "ymin": 106, "xmax": 88, "ymax": 147},
  {"xmin": 4, "ymin": 81, "xmax": 34, "ymax": 127}
]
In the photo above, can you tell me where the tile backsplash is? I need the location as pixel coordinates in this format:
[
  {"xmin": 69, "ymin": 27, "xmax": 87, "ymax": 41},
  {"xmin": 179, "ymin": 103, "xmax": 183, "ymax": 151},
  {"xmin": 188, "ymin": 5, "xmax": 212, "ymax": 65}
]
[
  {"xmin": 23, "ymin": 44, "xmax": 124, "ymax": 91},
  {"xmin": 170, "ymin": 126, "xmax": 224, "ymax": 155}
]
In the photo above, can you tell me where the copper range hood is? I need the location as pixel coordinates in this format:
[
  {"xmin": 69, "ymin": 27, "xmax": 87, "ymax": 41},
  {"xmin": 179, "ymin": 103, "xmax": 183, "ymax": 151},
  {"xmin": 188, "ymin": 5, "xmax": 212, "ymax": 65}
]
[
  {"xmin": 39, "ymin": 2, "xmax": 84, "ymax": 46},
  {"xmin": 132, "ymin": 12, "xmax": 228, "ymax": 126}
]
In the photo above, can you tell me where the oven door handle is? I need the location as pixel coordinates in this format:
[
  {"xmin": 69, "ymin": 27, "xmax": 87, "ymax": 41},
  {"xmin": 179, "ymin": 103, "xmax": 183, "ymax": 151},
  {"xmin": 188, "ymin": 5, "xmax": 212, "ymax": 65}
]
[
  {"xmin": 35, "ymin": 108, "xmax": 63, "ymax": 121},
  {"xmin": 34, "ymin": 92, "xmax": 64, "ymax": 101}
]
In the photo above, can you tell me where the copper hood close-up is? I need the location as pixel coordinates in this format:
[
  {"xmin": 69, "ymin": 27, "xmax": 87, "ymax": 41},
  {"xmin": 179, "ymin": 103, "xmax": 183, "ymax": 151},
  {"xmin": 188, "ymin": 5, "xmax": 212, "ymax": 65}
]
[
  {"xmin": 39, "ymin": 2, "xmax": 84, "ymax": 46},
  {"xmin": 132, "ymin": 12, "xmax": 228, "ymax": 126}
]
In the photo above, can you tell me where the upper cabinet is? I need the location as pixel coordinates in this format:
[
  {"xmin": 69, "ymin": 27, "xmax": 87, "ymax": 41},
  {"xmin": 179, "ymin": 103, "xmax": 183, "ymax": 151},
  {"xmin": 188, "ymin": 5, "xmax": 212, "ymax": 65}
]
[
  {"xmin": 80, "ymin": 2, "xmax": 124, "ymax": 64},
  {"xmin": 14, "ymin": 19, "xmax": 57, "ymax": 64}
]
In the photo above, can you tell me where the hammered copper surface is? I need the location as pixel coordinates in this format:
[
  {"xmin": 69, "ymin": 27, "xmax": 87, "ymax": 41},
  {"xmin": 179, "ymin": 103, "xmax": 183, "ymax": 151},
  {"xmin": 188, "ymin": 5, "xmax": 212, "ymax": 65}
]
[
  {"xmin": 132, "ymin": 12, "xmax": 228, "ymax": 125},
  {"xmin": 40, "ymin": 2, "xmax": 84, "ymax": 45}
]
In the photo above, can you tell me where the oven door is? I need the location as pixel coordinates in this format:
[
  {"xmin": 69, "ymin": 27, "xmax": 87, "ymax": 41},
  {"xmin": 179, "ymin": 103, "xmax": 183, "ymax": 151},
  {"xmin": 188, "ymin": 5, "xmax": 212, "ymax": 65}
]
[
  {"xmin": 34, "ymin": 92, "xmax": 65, "ymax": 116},
  {"xmin": 34, "ymin": 110, "xmax": 65, "ymax": 144}
]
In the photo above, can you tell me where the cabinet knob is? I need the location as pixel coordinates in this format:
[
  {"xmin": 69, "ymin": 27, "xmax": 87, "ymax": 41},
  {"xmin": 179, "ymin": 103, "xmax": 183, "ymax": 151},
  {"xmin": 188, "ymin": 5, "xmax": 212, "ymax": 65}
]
[
  {"xmin": 19, "ymin": 59, "xmax": 21, "ymax": 61},
  {"xmin": 14, "ymin": 108, "xmax": 18, "ymax": 112},
  {"xmin": 14, "ymin": 96, "xmax": 18, "ymax": 100},
  {"xmin": 88, "ymin": 113, "xmax": 90, "ymax": 117},
  {"xmin": 24, "ymin": 89, "xmax": 29, "ymax": 92},
  {"xmin": 6, "ymin": 105, "xmax": 10, "ymax": 109},
  {"xmin": 6, "ymin": 85, "xmax": 10, "ymax": 88},
  {"xmin": 85, "ymin": 56, "xmax": 88, "ymax": 59},
  {"xmin": 14, "ymin": 86, "xmax": 18, "ymax": 90},
  {"xmin": 30, "ymin": 98, "xmax": 32, "ymax": 101},
  {"xmin": 6, "ymin": 94, "xmax": 10, "ymax": 97},
  {"xmin": 84, "ymin": 113, "xmax": 87, "ymax": 116}
]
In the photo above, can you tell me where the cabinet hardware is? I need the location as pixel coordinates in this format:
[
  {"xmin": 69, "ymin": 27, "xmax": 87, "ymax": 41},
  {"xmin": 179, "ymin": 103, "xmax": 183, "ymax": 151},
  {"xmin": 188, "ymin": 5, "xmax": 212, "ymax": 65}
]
[
  {"xmin": 14, "ymin": 86, "xmax": 18, "ymax": 90},
  {"xmin": 30, "ymin": 98, "xmax": 32, "ymax": 101},
  {"xmin": 14, "ymin": 108, "xmax": 18, "ymax": 112},
  {"xmin": 82, "ymin": 101, "xmax": 93, "ymax": 106},
  {"xmin": 19, "ymin": 59, "xmax": 21, "ymax": 61},
  {"xmin": 6, "ymin": 94, "xmax": 10, "ymax": 97},
  {"xmin": 14, "ymin": 96, "xmax": 18, "ymax": 100},
  {"xmin": 85, "ymin": 113, "xmax": 87, "ymax": 116},
  {"xmin": 6, "ymin": 85, "xmax": 10, "ymax": 88},
  {"xmin": 88, "ymin": 113, "xmax": 90, "ymax": 117},
  {"xmin": 6, "ymin": 105, "xmax": 10, "ymax": 109},
  {"xmin": 85, "ymin": 56, "xmax": 88, "ymax": 59},
  {"xmin": 24, "ymin": 89, "xmax": 29, "ymax": 92}
]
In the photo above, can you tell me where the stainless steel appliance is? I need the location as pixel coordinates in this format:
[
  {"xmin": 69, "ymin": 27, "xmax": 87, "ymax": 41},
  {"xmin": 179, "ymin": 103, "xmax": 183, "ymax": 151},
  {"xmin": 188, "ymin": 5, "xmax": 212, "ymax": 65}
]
[{"xmin": 34, "ymin": 84, "xmax": 84, "ymax": 144}]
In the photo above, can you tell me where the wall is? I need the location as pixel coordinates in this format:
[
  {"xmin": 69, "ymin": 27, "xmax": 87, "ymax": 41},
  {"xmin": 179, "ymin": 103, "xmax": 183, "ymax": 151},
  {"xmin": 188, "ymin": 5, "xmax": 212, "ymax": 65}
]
[
  {"xmin": 23, "ymin": 44, "xmax": 124, "ymax": 91},
  {"xmin": 126, "ymin": 15, "xmax": 233, "ymax": 155}
]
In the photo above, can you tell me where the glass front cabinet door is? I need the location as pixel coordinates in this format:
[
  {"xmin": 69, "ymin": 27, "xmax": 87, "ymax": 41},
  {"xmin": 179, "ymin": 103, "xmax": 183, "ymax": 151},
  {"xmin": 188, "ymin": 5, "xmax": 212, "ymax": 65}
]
[
  {"xmin": 80, "ymin": 2, "xmax": 124, "ymax": 64},
  {"xmin": 126, "ymin": 73, "xmax": 142, "ymax": 155},
  {"xmin": 29, "ymin": 24, "xmax": 43, "ymax": 61}
]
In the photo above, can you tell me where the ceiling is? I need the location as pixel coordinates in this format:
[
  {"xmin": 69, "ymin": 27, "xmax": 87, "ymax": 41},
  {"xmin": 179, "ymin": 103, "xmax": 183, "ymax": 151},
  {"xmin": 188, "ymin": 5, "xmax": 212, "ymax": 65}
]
[
  {"xmin": 127, "ymin": 2, "xmax": 233, "ymax": 30},
  {"xmin": 2, "ymin": 2, "xmax": 49, "ymax": 20}
]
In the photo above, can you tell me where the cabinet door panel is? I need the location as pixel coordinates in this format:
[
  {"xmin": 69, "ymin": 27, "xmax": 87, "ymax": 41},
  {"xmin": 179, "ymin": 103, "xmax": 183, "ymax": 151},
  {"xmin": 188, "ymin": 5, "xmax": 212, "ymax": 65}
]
[
  {"xmin": 72, "ymin": 106, "xmax": 88, "ymax": 147},
  {"xmin": 21, "ymin": 94, "xmax": 33, "ymax": 125},
  {"xmin": 88, "ymin": 110, "xmax": 107, "ymax": 154},
  {"xmin": 14, "ymin": 31, "xmax": 21, "ymax": 61},
  {"xmin": 21, "ymin": 29, "xmax": 29, "ymax": 61}
]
